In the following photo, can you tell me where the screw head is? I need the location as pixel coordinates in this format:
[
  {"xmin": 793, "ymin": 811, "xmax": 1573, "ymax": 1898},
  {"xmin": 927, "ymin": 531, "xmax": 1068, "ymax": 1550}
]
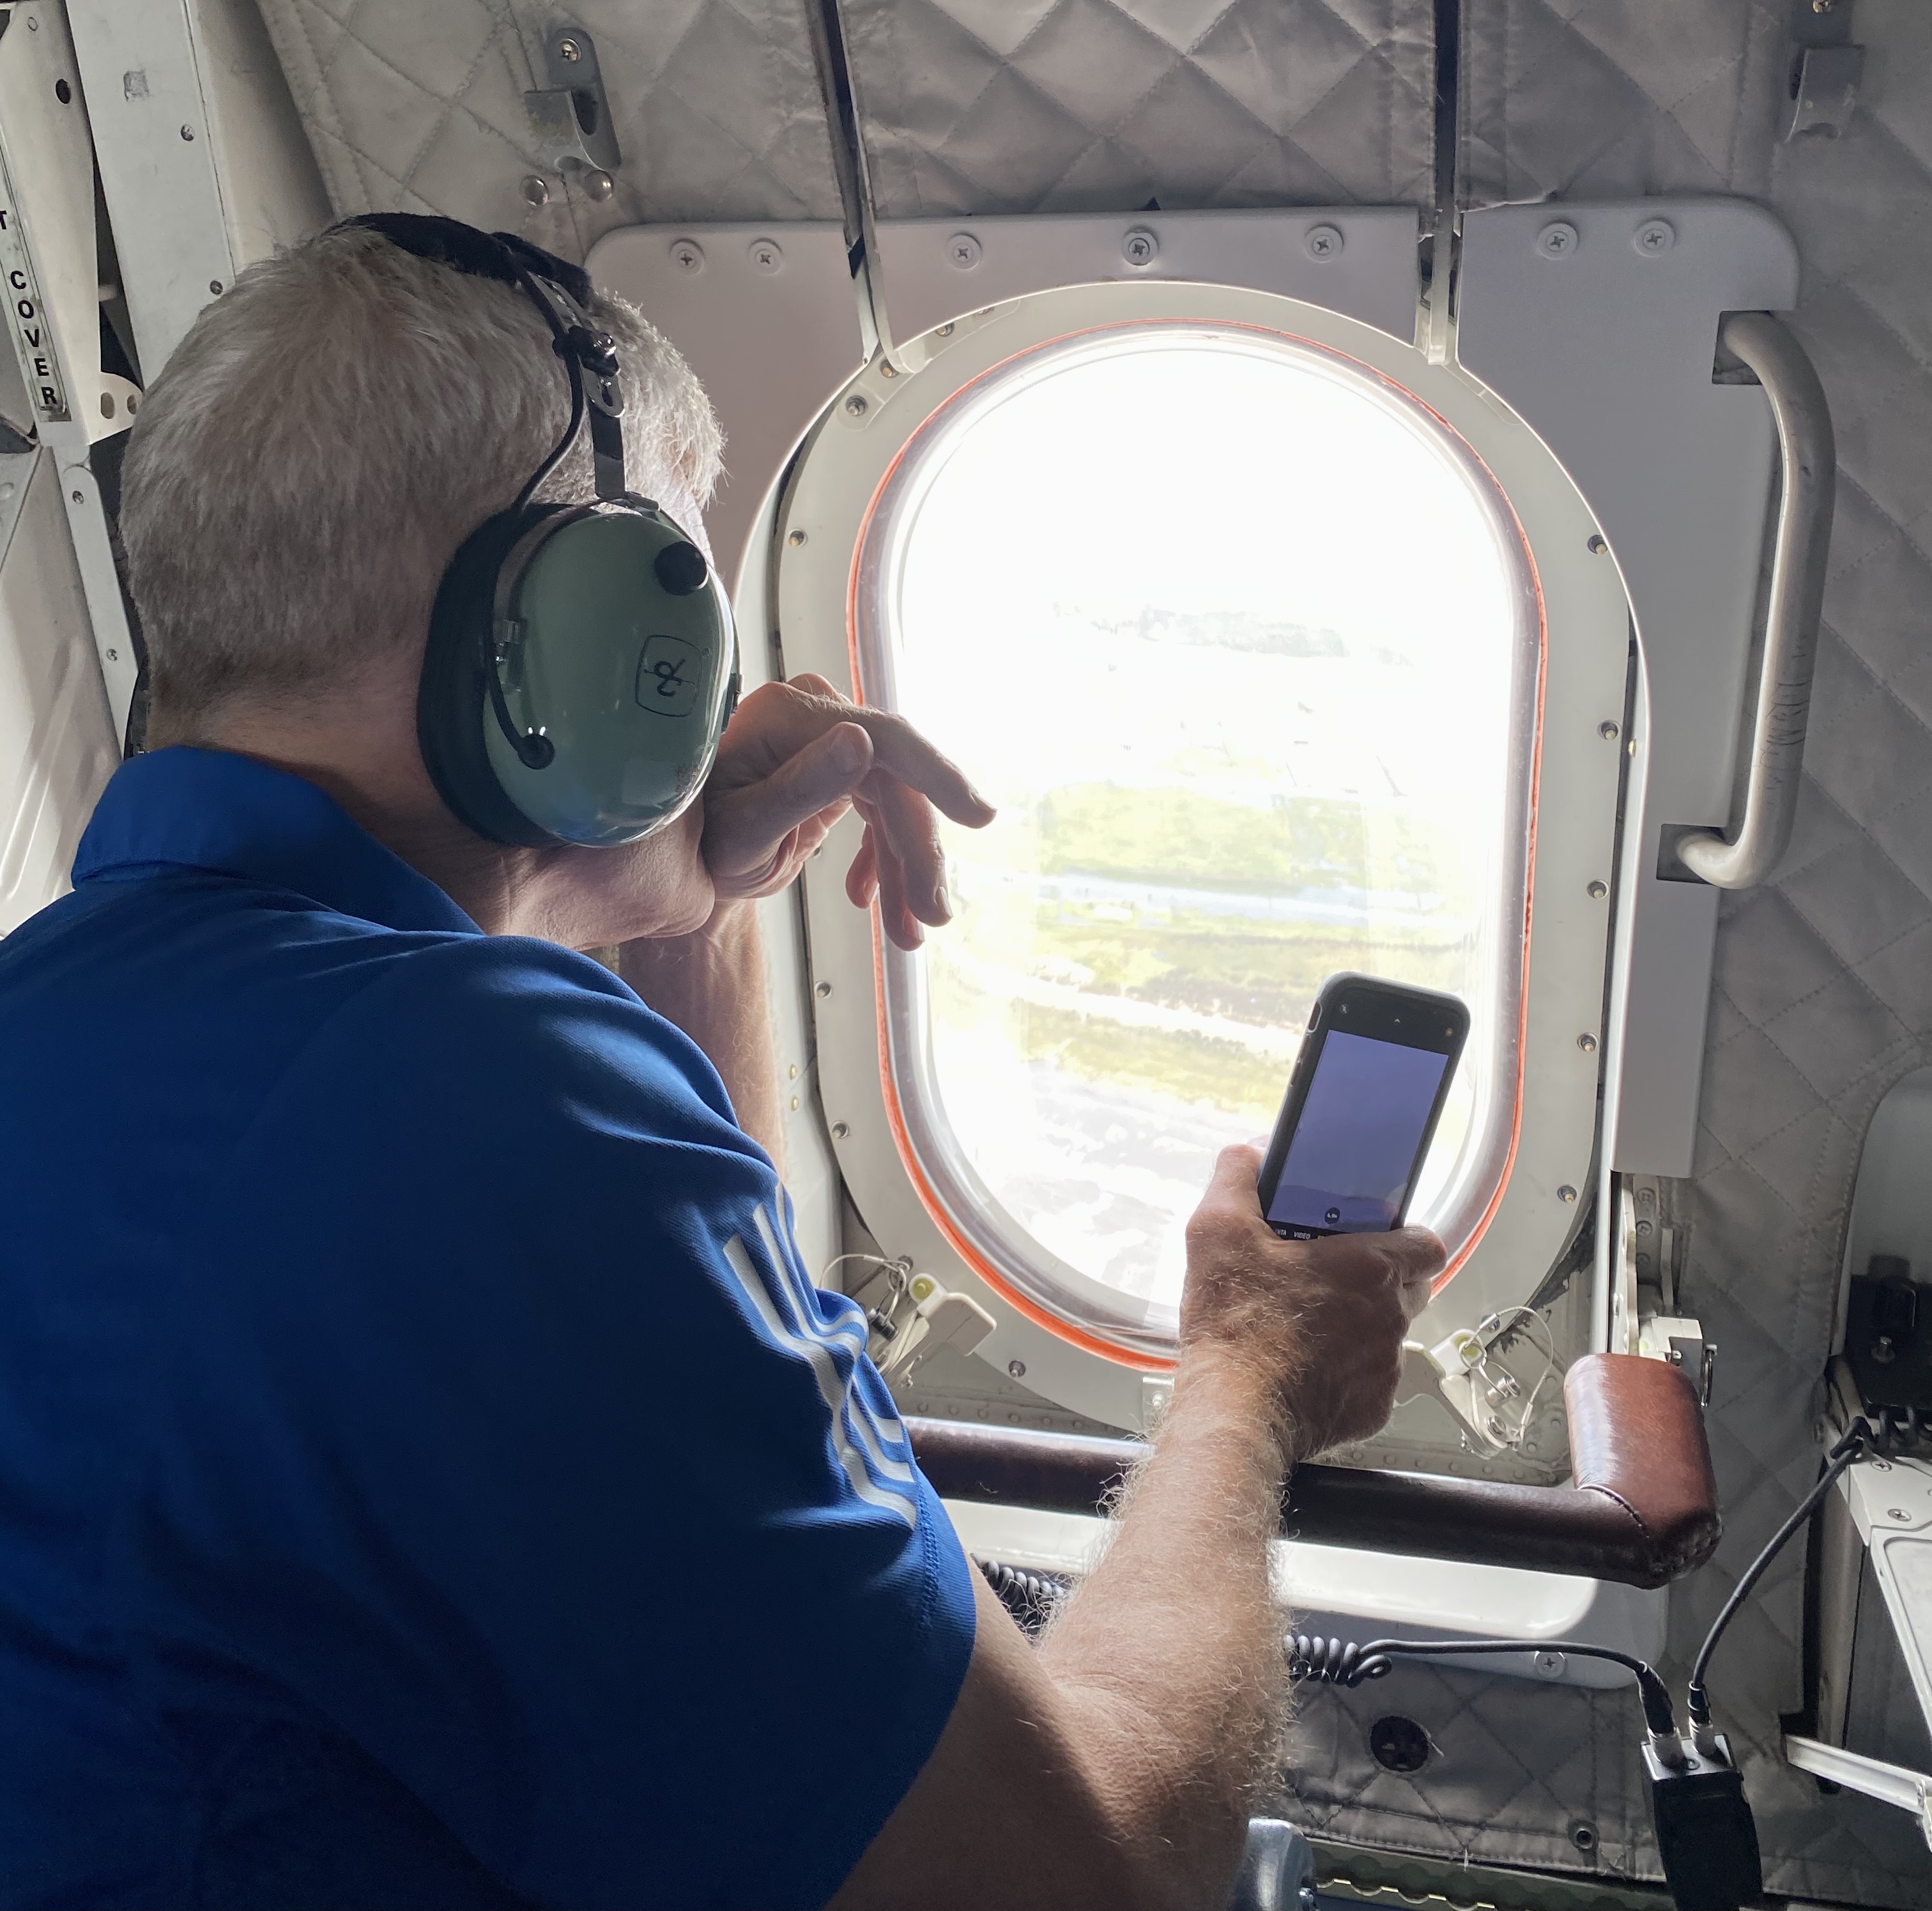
[
  {"xmin": 832, "ymin": 1121, "xmax": 849, "ymax": 1140},
  {"xmin": 581, "ymin": 169, "xmax": 615, "ymax": 203},
  {"xmin": 208, "ymin": 279, "xmax": 223, "ymax": 295},
  {"xmin": 1891, "ymin": 1507, "xmax": 1910, "ymax": 1521},
  {"xmin": 105, "ymin": 649, "xmax": 118, "ymax": 662},
  {"xmin": 1533, "ymin": 1650, "xmax": 1566, "ymax": 1677},
  {"xmin": 70, "ymin": 489, "xmax": 83, "ymax": 503},
  {"xmin": 844, "ymin": 393, "xmax": 868, "ymax": 418},
  {"xmin": 1598, "ymin": 719, "xmax": 1619, "ymax": 739},
  {"xmin": 1588, "ymin": 880, "xmax": 1608, "ymax": 899},
  {"xmin": 815, "ymin": 979, "xmax": 832, "ymax": 998},
  {"xmin": 1558, "ymin": 1185, "xmax": 1578, "ymax": 1203},
  {"xmin": 787, "ymin": 528, "xmax": 808, "ymax": 548},
  {"xmin": 1537, "ymin": 220, "xmax": 1579, "ymax": 259},
  {"xmin": 946, "ymin": 232, "xmax": 982, "ymax": 270},
  {"xmin": 1634, "ymin": 218, "xmax": 1676, "ymax": 256},
  {"xmin": 1305, "ymin": 224, "xmax": 1343, "ymax": 261},
  {"xmin": 670, "ymin": 238, "xmax": 705, "ymax": 273},
  {"xmin": 556, "ymin": 35, "xmax": 583, "ymax": 61},
  {"xmin": 180, "ymin": 123, "xmax": 195, "ymax": 141},
  {"xmin": 1588, "ymin": 533, "xmax": 1609, "ymax": 554},
  {"xmin": 1008, "ymin": 1360, "xmax": 1027, "ymax": 1379},
  {"xmin": 521, "ymin": 174, "xmax": 551, "ymax": 206},
  {"xmin": 936, "ymin": 322, "xmax": 955, "ymax": 337},
  {"xmin": 1121, "ymin": 226, "xmax": 1159, "ymax": 267},
  {"xmin": 749, "ymin": 237, "xmax": 783, "ymax": 273},
  {"xmin": 1578, "ymin": 1032, "xmax": 1598, "ymax": 1053}
]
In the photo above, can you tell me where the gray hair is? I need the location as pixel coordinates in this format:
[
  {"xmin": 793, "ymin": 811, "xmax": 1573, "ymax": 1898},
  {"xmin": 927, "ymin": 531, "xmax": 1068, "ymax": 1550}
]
[{"xmin": 119, "ymin": 224, "xmax": 723, "ymax": 726}]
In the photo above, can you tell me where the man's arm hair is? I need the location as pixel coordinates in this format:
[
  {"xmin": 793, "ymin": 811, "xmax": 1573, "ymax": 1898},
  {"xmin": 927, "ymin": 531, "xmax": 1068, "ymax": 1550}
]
[
  {"xmin": 616, "ymin": 900, "xmax": 785, "ymax": 1169},
  {"xmin": 831, "ymin": 1150, "xmax": 1441, "ymax": 1911}
]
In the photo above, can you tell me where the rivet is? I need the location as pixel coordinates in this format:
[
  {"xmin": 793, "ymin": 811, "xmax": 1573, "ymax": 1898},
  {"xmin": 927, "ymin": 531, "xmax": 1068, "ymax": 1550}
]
[
  {"xmin": 70, "ymin": 489, "xmax": 83, "ymax": 503},
  {"xmin": 1598, "ymin": 719, "xmax": 1619, "ymax": 740},
  {"xmin": 1538, "ymin": 220, "xmax": 1579, "ymax": 259},
  {"xmin": 180, "ymin": 123, "xmax": 195, "ymax": 141},
  {"xmin": 1009, "ymin": 1360, "xmax": 1027, "ymax": 1379},
  {"xmin": 844, "ymin": 393, "xmax": 868, "ymax": 418},
  {"xmin": 787, "ymin": 529, "xmax": 808, "ymax": 547},
  {"xmin": 1578, "ymin": 1033, "xmax": 1598, "ymax": 1053},
  {"xmin": 879, "ymin": 362, "xmax": 896, "ymax": 378},
  {"xmin": 1558, "ymin": 1185, "xmax": 1578, "ymax": 1203},
  {"xmin": 815, "ymin": 979, "xmax": 832, "ymax": 997},
  {"xmin": 936, "ymin": 322, "xmax": 955, "ymax": 337},
  {"xmin": 1121, "ymin": 226, "xmax": 1158, "ymax": 267},
  {"xmin": 581, "ymin": 169, "xmax": 615, "ymax": 203},
  {"xmin": 556, "ymin": 35, "xmax": 583, "ymax": 61},
  {"xmin": 1634, "ymin": 218, "xmax": 1675, "ymax": 256},
  {"xmin": 1305, "ymin": 224, "xmax": 1343, "ymax": 261},
  {"xmin": 788, "ymin": 1064, "xmax": 799, "ymax": 1079},
  {"xmin": 1588, "ymin": 534, "xmax": 1608, "ymax": 554},
  {"xmin": 521, "ymin": 175, "xmax": 550, "ymax": 207},
  {"xmin": 1588, "ymin": 880, "xmax": 1608, "ymax": 899},
  {"xmin": 208, "ymin": 279, "xmax": 223, "ymax": 295},
  {"xmin": 790, "ymin": 1096, "xmax": 800, "ymax": 1110},
  {"xmin": 670, "ymin": 238, "xmax": 704, "ymax": 274},
  {"xmin": 749, "ymin": 236, "xmax": 783, "ymax": 273},
  {"xmin": 832, "ymin": 1121, "xmax": 849, "ymax": 1140},
  {"xmin": 946, "ymin": 232, "xmax": 982, "ymax": 270}
]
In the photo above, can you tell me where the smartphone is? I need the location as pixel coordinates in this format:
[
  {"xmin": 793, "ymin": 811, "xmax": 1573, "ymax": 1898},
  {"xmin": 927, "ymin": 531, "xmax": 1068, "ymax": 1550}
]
[{"xmin": 1257, "ymin": 973, "xmax": 1470, "ymax": 1240}]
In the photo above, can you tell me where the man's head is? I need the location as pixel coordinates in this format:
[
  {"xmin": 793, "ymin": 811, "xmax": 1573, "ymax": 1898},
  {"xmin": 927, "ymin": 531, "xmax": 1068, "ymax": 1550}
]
[{"xmin": 118, "ymin": 222, "xmax": 726, "ymax": 941}]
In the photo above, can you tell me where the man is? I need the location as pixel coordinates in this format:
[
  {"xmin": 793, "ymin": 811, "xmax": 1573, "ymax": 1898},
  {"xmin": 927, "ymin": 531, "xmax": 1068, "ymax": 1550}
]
[{"xmin": 0, "ymin": 220, "xmax": 1441, "ymax": 1909}]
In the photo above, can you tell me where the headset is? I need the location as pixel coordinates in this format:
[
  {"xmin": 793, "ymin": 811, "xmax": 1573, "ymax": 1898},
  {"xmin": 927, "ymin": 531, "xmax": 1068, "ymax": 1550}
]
[{"xmin": 344, "ymin": 213, "xmax": 739, "ymax": 849}]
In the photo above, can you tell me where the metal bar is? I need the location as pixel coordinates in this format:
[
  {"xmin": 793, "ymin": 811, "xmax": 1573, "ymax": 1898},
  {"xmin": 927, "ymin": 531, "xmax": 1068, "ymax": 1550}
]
[
  {"xmin": 1675, "ymin": 311, "xmax": 1836, "ymax": 889},
  {"xmin": 1784, "ymin": 1735, "xmax": 1932, "ymax": 1850}
]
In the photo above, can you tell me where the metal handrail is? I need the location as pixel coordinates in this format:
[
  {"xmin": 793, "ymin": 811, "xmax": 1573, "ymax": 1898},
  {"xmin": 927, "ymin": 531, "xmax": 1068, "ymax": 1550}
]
[{"xmin": 1675, "ymin": 311, "xmax": 1836, "ymax": 889}]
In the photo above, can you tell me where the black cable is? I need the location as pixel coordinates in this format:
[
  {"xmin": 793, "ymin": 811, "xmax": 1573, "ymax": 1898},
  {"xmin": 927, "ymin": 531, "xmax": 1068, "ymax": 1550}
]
[
  {"xmin": 1686, "ymin": 1417, "xmax": 1870, "ymax": 1727},
  {"xmin": 1288, "ymin": 1632, "xmax": 1678, "ymax": 1738}
]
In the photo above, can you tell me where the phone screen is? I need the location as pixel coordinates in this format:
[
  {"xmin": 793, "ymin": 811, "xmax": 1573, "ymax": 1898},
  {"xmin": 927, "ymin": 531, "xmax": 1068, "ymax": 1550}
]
[{"xmin": 1264, "ymin": 1028, "xmax": 1450, "ymax": 1235}]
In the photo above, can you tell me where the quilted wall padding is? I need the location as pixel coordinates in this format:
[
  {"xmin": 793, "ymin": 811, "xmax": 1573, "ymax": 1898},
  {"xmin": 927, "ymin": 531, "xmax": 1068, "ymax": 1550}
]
[
  {"xmin": 255, "ymin": 0, "xmax": 845, "ymax": 259},
  {"xmin": 1284, "ymin": 4, "xmax": 1932, "ymax": 1903},
  {"xmin": 836, "ymin": 0, "xmax": 1438, "ymax": 215},
  {"xmin": 1459, "ymin": 0, "xmax": 1788, "ymax": 204}
]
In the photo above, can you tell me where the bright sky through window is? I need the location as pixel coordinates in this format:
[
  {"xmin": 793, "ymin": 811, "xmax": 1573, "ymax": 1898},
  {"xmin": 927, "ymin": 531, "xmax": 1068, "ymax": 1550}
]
[{"xmin": 875, "ymin": 327, "xmax": 1528, "ymax": 1337}]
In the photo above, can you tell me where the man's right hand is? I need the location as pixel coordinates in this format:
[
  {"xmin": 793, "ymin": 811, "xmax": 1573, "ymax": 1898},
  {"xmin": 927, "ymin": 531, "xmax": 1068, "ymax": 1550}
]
[{"xmin": 1179, "ymin": 1143, "xmax": 1444, "ymax": 1462}]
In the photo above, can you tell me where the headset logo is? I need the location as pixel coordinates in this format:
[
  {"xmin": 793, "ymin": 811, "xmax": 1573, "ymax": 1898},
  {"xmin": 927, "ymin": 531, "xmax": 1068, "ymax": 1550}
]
[{"xmin": 634, "ymin": 634, "xmax": 702, "ymax": 716}]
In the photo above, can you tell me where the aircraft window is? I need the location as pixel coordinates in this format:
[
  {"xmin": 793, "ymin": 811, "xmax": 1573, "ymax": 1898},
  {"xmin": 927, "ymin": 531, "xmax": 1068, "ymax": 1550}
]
[{"xmin": 852, "ymin": 326, "xmax": 1538, "ymax": 1359}]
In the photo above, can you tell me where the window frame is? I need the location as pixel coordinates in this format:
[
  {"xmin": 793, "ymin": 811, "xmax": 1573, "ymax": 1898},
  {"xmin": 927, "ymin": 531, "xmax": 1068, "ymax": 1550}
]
[{"xmin": 781, "ymin": 281, "xmax": 1632, "ymax": 1436}]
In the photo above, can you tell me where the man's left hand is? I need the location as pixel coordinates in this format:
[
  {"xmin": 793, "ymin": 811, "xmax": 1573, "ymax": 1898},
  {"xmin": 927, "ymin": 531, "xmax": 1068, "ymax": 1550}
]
[{"xmin": 700, "ymin": 675, "xmax": 995, "ymax": 949}]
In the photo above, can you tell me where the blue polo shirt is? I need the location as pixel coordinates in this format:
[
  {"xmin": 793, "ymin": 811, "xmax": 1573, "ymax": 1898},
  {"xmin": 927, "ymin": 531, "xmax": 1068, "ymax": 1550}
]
[{"xmin": 0, "ymin": 747, "xmax": 976, "ymax": 1910}]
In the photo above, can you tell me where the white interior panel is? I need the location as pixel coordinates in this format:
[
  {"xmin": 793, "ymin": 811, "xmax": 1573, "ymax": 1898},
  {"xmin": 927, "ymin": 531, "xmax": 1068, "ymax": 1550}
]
[{"xmin": 0, "ymin": 449, "xmax": 118, "ymax": 937}]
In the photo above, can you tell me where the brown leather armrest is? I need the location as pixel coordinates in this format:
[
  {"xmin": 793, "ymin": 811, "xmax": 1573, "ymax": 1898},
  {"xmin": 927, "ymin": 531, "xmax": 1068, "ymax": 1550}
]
[{"xmin": 907, "ymin": 1353, "xmax": 1719, "ymax": 1590}]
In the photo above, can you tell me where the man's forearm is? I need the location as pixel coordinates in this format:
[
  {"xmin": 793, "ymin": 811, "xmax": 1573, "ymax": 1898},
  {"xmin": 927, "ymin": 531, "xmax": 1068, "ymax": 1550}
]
[
  {"xmin": 615, "ymin": 902, "xmax": 786, "ymax": 1167},
  {"xmin": 1039, "ymin": 1348, "xmax": 1290, "ymax": 1898}
]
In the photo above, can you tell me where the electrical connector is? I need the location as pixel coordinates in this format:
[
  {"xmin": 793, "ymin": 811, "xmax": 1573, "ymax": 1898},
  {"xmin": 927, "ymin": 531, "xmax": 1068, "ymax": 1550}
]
[{"xmin": 1643, "ymin": 1731, "xmax": 1762, "ymax": 1911}]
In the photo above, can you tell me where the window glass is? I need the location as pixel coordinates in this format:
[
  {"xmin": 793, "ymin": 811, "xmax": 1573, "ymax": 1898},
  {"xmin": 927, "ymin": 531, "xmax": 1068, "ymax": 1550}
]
[{"xmin": 855, "ymin": 326, "xmax": 1536, "ymax": 1356}]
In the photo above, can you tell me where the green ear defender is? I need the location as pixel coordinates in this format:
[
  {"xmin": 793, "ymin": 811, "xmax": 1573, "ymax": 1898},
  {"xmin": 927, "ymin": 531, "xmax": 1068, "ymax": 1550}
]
[{"xmin": 346, "ymin": 213, "xmax": 739, "ymax": 850}]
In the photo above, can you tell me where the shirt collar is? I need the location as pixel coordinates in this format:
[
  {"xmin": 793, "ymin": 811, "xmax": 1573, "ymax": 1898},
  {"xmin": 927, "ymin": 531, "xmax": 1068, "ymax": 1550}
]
[{"xmin": 73, "ymin": 746, "xmax": 480, "ymax": 937}]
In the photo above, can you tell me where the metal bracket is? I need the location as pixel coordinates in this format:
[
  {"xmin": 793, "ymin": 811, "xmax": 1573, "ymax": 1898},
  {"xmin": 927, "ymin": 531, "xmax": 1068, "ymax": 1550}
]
[
  {"xmin": 1786, "ymin": 0, "xmax": 1863, "ymax": 141},
  {"xmin": 524, "ymin": 26, "xmax": 620, "ymax": 183},
  {"xmin": 1784, "ymin": 1735, "xmax": 1932, "ymax": 1852}
]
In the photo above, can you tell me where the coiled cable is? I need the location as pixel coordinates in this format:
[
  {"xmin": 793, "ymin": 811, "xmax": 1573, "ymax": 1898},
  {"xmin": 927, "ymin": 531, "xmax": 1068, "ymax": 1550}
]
[{"xmin": 976, "ymin": 1556, "xmax": 1070, "ymax": 1635}]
